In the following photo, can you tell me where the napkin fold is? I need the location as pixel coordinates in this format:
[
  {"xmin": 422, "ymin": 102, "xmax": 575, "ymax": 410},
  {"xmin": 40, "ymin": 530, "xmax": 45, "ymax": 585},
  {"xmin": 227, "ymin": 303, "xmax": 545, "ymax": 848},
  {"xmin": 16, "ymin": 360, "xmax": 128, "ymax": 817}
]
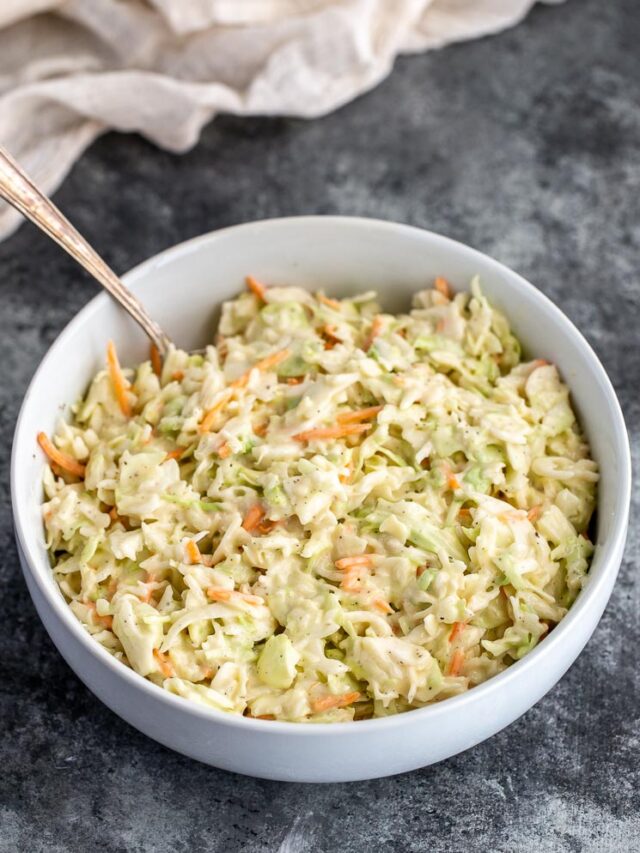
[{"xmin": 0, "ymin": 0, "xmax": 561, "ymax": 239}]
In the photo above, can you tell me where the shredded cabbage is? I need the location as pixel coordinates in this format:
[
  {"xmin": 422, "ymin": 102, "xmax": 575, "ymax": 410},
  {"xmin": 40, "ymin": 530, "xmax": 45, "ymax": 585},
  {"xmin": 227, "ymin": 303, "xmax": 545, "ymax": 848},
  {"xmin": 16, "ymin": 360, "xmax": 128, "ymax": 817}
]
[{"xmin": 41, "ymin": 276, "xmax": 597, "ymax": 722}]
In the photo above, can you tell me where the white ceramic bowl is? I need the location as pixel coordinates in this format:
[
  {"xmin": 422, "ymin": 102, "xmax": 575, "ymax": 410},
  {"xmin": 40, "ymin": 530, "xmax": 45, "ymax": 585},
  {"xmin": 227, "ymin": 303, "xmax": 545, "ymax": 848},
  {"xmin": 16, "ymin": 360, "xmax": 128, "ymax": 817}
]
[{"xmin": 12, "ymin": 217, "xmax": 631, "ymax": 782}]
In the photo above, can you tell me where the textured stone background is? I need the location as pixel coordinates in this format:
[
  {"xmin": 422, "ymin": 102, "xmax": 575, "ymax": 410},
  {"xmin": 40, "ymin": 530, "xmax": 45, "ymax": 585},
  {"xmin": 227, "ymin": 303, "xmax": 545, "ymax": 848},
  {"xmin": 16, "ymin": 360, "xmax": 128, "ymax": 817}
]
[{"xmin": 1, "ymin": 0, "xmax": 638, "ymax": 851}]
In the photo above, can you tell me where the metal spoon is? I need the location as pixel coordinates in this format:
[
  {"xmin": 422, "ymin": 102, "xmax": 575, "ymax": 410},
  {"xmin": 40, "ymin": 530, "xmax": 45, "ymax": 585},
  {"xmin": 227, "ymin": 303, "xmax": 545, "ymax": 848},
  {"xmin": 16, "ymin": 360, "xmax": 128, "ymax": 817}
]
[{"xmin": 0, "ymin": 145, "xmax": 172, "ymax": 355}]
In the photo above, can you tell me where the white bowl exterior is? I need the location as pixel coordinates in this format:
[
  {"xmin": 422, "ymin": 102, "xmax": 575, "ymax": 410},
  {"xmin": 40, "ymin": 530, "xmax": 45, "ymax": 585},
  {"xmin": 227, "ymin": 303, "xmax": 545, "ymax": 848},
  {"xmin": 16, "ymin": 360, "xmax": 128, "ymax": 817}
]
[{"xmin": 12, "ymin": 218, "xmax": 631, "ymax": 782}]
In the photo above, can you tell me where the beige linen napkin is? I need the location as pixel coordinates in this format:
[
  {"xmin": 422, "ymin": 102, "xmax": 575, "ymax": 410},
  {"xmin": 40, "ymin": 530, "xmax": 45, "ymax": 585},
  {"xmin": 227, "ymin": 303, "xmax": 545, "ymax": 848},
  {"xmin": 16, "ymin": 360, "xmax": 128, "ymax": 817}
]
[{"xmin": 0, "ymin": 0, "xmax": 562, "ymax": 239}]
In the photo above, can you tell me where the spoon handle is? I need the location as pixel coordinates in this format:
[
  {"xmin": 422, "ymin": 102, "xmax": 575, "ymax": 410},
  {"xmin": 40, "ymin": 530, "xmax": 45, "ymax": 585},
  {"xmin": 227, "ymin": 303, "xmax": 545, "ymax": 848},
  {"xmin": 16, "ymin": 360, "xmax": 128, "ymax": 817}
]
[{"xmin": 0, "ymin": 145, "xmax": 172, "ymax": 355}]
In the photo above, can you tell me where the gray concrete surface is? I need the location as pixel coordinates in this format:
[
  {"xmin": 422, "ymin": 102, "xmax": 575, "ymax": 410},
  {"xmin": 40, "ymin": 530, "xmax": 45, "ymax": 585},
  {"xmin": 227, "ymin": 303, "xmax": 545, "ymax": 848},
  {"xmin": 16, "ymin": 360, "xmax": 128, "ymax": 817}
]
[{"xmin": 1, "ymin": 0, "xmax": 638, "ymax": 850}]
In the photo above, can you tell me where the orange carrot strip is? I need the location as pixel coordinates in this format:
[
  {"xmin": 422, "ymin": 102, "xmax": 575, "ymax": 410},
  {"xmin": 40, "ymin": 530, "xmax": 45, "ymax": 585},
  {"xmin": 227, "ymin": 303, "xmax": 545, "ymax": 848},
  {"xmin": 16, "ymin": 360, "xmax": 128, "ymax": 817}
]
[
  {"xmin": 218, "ymin": 442, "xmax": 232, "ymax": 459},
  {"xmin": 153, "ymin": 649, "xmax": 174, "ymax": 678},
  {"xmin": 84, "ymin": 601, "xmax": 113, "ymax": 629},
  {"xmin": 242, "ymin": 504, "xmax": 265, "ymax": 533},
  {"xmin": 150, "ymin": 343, "xmax": 162, "ymax": 377},
  {"xmin": 253, "ymin": 348, "xmax": 291, "ymax": 374},
  {"xmin": 363, "ymin": 315, "xmax": 383, "ymax": 351},
  {"xmin": 448, "ymin": 649, "xmax": 465, "ymax": 677},
  {"xmin": 442, "ymin": 463, "xmax": 461, "ymax": 491},
  {"xmin": 372, "ymin": 598, "xmax": 393, "ymax": 614},
  {"xmin": 322, "ymin": 324, "xmax": 342, "ymax": 350},
  {"xmin": 253, "ymin": 421, "xmax": 268, "ymax": 437},
  {"xmin": 317, "ymin": 293, "xmax": 340, "ymax": 309},
  {"xmin": 527, "ymin": 505, "xmax": 542, "ymax": 522},
  {"xmin": 336, "ymin": 406, "xmax": 383, "ymax": 425},
  {"xmin": 293, "ymin": 424, "xmax": 371, "ymax": 442},
  {"xmin": 449, "ymin": 621, "xmax": 466, "ymax": 643},
  {"xmin": 199, "ymin": 390, "xmax": 233, "ymax": 433},
  {"xmin": 230, "ymin": 347, "xmax": 292, "ymax": 390},
  {"xmin": 335, "ymin": 554, "xmax": 374, "ymax": 570},
  {"xmin": 140, "ymin": 585, "xmax": 154, "ymax": 604},
  {"xmin": 139, "ymin": 572, "xmax": 157, "ymax": 604},
  {"xmin": 434, "ymin": 276, "xmax": 452, "ymax": 299},
  {"xmin": 171, "ymin": 370, "xmax": 184, "ymax": 382},
  {"xmin": 246, "ymin": 274, "xmax": 268, "ymax": 301},
  {"xmin": 287, "ymin": 376, "xmax": 304, "ymax": 385},
  {"xmin": 311, "ymin": 691, "xmax": 361, "ymax": 713},
  {"xmin": 165, "ymin": 448, "xmax": 184, "ymax": 461},
  {"xmin": 458, "ymin": 507, "xmax": 472, "ymax": 520},
  {"xmin": 340, "ymin": 567, "xmax": 365, "ymax": 593},
  {"xmin": 186, "ymin": 540, "xmax": 203, "ymax": 564},
  {"xmin": 37, "ymin": 432, "xmax": 86, "ymax": 478},
  {"xmin": 207, "ymin": 587, "xmax": 231, "ymax": 602},
  {"xmin": 200, "ymin": 349, "xmax": 291, "ymax": 432},
  {"xmin": 206, "ymin": 588, "xmax": 262, "ymax": 606},
  {"xmin": 106, "ymin": 340, "xmax": 132, "ymax": 417},
  {"xmin": 339, "ymin": 459, "xmax": 354, "ymax": 484}
]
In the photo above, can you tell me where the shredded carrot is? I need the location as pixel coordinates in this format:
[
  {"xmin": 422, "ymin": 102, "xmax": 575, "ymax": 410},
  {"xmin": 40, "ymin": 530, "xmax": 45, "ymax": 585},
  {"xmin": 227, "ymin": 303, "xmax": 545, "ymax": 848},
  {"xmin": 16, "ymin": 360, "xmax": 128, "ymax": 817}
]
[
  {"xmin": 246, "ymin": 274, "xmax": 268, "ymax": 301},
  {"xmin": 253, "ymin": 421, "xmax": 268, "ymax": 437},
  {"xmin": 256, "ymin": 714, "xmax": 276, "ymax": 721},
  {"xmin": 171, "ymin": 370, "xmax": 184, "ymax": 382},
  {"xmin": 336, "ymin": 405, "xmax": 383, "ymax": 425},
  {"xmin": 363, "ymin": 315, "xmax": 383, "ymax": 351},
  {"xmin": 286, "ymin": 376, "xmax": 304, "ymax": 385},
  {"xmin": 257, "ymin": 519, "xmax": 281, "ymax": 534},
  {"xmin": 106, "ymin": 340, "xmax": 132, "ymax": 417},
  {"xmin": 527, "ymin": 505, "xmax": 542, "ymax": 522},
  {"xmin": 109, "ymin": 506, "xmax": 120, "ymax": 523},
  {"xmin": 186, "ymin": 540, "xmax": 203, "ymax": 564},
  {"xmin": 317, "ymin": 293, "xmax": 340, "ymax": 309},
  {"xmin": 458, "ymin": 507, "xmax": 472, "ymax": 520},
  {"xmin": 442, "ymin": 464, "xmax": 461, "ymax": 491},
  {"xmin": 206, "ymin": 587, "xmax": 262, "ymax": 606},
  {"xmin": 311, "ymin": 691, "xmax": 360, "ymax": 713},
  {"xmin": 199, "ymin": 349, "xmax": 290, "ymax": 432},
  {"xmin": 140, "ymin": 585, "xmax": 154, "ymax": 604},
  {"xmin": 448, "ymin": 649, "xmax": 465, "ymax": 677},
  {"xmin": 372, "ymin": 598, "xmax": 393, "ymax": 614},
  {"xmin": 436, "ymin": 318, "xmax": 446, "ymax": 333},
  {"xmin": 153, "ymin": 648, "xmax": 174, "ymax": 678},
  {"xmin": 434, "ymin": 276, "xmax": 452, "ymax": 299},
  {"xmin": 335, "ymin": 554, "xmax": 375, "ymax": 570},
  {"xmin": 150, "ymin": 343, "xmax": 162, "ymax": 377},
  {"xmin": 207, "ymin": 587, "xmax": 231, "ymax": 602},
  {"xmin": 37, "ymin": 432, "xmax": 86, "ymax": 478},
  {"xmin": 322, "ymin": 324, "xmax": 342, "ymax": 349},
  {"xmin": 340, "ymin": 568, "xmax": 365, "ymax": 593},
  {"xmin": 199, "ymin": 390, "xmax": 233, "ymax": 433},
  {"xmin": 230, "ymin": 347, "xmax": 291, "ymax": 390},
  {"xmin": 339, "ymin": 459, "xmax": 354, "ymax": 484},
  {"xmin": 293, "ymin": 423, "xmax": 371, "ymax": 442},
  {"xmin": 84, "ymin": 601, "xmax": 113, "ymax": 629},
  {"xmin": 218, "ymin": 441, "xmax": 232, "ymax": 459},
  {"xmin": 253, "ymin": 347, "xmax": 291, "ymax": 375},
  {"xmin": 242, "ymin": 504, "xmax": 265, "ymax": 533},
  {"xmin": 165, "ymin": 447, "xmax": 184, "ymax": 461},
  {"xmin": 449, "ymin": 621, "xmax": 466, "ymax": 643}
]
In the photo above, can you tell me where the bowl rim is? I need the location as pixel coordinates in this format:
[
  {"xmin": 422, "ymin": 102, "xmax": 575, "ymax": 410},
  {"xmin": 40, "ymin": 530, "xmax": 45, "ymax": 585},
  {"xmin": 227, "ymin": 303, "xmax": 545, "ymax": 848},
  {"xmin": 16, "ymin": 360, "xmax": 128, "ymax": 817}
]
[{"xmin": 11, "ymin": 215, "xmax": 632, "ymax": 737}]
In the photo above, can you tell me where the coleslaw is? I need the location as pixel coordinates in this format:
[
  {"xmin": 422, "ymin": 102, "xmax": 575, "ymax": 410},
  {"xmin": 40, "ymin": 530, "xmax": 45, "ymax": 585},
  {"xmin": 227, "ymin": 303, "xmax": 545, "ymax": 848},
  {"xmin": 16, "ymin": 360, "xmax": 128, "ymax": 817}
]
[{"xmin": 39, "ymin": 275, "xmax": 598, "ymax": 721}]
